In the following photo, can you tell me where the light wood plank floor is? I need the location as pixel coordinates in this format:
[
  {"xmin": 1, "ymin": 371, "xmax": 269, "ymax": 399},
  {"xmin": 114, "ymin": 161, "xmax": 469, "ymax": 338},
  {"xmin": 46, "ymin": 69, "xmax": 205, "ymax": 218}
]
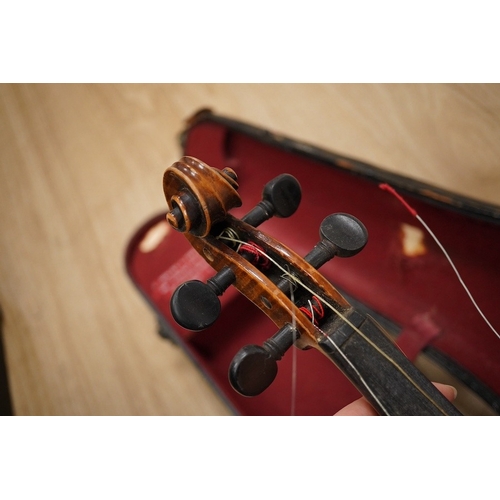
[{"xmin": 1, "ymin": 84, "xmax": 499, "ymax": 415}]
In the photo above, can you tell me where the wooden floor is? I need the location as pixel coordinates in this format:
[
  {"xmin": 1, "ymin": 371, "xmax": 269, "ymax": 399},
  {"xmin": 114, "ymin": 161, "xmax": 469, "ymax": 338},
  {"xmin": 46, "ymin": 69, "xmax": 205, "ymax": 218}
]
[{"xmin": 1, "ymin": 84, "xmax": 499, "ymax": 415}]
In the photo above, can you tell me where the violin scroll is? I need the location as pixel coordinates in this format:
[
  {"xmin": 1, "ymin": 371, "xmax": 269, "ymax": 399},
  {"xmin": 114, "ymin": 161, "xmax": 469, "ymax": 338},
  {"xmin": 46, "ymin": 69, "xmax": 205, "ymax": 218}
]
[{"xmin": 163, "ymin": 156, "xmax": 241, "ymax": 237}]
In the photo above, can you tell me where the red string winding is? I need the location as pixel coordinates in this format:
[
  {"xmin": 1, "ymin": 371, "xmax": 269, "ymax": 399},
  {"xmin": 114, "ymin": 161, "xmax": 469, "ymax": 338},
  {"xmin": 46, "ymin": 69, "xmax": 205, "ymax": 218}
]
[
  {"xmin": 299, "ymin": 296, "xmax": 325, "ymax": 326},
  {"xmin": 238, "ymin": 242, "xmax": 271, "ymax": 270}
]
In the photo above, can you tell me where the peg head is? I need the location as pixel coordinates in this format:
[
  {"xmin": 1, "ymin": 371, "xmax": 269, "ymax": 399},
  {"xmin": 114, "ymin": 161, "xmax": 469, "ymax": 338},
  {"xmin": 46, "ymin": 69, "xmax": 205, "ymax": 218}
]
[
  {"xmin": 170, "ymin": 280, "xmax": 221, "ymax": 331},
  {"xmin": 320, "ymin": 213, "xmax": 368, "ymax": 258},
  {"xmin": 262, "ymin": 174, "xmax": 302, "ymax": 218},
  {"xmin": 228, "ymin": 345, "xmax": 278, "ymax": 397}
]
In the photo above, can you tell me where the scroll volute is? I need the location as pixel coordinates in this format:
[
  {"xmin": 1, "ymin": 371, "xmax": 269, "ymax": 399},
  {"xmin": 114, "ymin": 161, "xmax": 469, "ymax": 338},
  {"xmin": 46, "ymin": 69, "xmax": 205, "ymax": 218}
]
[{"xmin": 163, "ymin": 156, "xmax": 242, "ymax": 237}]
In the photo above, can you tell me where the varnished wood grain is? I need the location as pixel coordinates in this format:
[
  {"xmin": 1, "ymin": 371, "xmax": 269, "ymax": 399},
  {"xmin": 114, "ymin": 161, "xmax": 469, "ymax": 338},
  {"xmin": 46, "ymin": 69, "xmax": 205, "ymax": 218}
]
[{"xmin": 1, "ymin": 84, "xmax": 499, "ymax": 415}]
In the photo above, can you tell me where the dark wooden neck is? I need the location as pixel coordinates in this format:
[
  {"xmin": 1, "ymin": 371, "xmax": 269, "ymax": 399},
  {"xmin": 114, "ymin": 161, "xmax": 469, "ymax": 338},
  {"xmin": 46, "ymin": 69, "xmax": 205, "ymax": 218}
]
[{"xmin": 318, "ymin": 310, "xmax": 462, "ymax": 416}]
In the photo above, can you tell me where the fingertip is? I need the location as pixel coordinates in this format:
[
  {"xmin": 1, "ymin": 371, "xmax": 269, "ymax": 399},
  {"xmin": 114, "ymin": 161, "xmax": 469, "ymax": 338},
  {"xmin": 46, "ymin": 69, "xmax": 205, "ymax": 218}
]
[
  {"xmin": 449, "ymin": 385, "xmax": 458, "ymax": 400},
  {"xmin": 433, "ymin": 382, "xmax": 458, "ymax": 401}
]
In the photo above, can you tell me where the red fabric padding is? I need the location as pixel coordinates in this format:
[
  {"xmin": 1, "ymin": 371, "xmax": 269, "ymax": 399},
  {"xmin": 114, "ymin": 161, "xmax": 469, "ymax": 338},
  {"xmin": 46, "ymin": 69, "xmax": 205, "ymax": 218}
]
[{"xmin": 126, "ymin": 119, "xmax": 500, "ymax": 415}]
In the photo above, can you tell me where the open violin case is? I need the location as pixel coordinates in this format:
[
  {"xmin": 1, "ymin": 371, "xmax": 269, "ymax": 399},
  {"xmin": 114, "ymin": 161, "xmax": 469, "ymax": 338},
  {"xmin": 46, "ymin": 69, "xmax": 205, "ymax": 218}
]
[{"xmin": 126, "ymin": 109, "xmax": 500, "ymax": 416}]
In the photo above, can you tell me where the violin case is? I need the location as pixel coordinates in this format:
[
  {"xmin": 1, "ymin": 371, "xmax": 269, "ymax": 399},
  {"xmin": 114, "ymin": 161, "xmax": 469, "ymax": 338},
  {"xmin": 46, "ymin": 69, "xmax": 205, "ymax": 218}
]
[{"xmin": 126, "ymin": 109, "xmax": 500, "ymax": 416}]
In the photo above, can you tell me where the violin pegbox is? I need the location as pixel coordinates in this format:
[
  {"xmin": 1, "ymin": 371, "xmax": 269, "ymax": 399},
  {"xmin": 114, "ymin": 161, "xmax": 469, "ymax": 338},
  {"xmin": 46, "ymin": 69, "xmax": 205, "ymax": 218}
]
[
  {"xmin": 164, "ymin": 157, "xmax": 303, "ymax": 331},
  {"xmin": 228, "ymin": 213, "xmax": 368, "ymax": 397}
]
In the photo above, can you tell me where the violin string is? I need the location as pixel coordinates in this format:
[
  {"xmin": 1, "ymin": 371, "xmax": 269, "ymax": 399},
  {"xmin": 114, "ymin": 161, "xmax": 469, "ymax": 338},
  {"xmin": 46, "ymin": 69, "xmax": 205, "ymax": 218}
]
[
  {"xmin": 318, "ymin": 327, "xmax": 390, "ymax": 416},
  {"xmin": 302, "ymin": 300, "xmax": 390, "ymax": 414},
  {"xmin": 218, "ymin": 235, "xmax": 442, "ymax": 415},
  {"xmin": 273, "ymin": 267, "xmax": 446, "ymax": 415},
  {"xmin": 289, "ymin": 271, "xmax": 297, "ymax": 417},
  {"xmin": 417, "ymin": 215, "xmax": 500, "ymax": 340},
  {"xmin": 219, "ymin": 234, "xmax": 451, "ymax": 414},
  {"xmin": 308, "ymin": 300, "xmax": 315, "ymax": 325},
  {"xmin": 379, "ymin": 183, "xmax": 500, "ymax": 341}
]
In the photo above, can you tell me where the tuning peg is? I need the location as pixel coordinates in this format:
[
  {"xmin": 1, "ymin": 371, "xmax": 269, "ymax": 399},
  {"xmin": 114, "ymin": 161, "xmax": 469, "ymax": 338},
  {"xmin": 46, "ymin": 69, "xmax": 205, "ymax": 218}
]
[
  {"xmin": 170, "ymin": 267, "xmax": 236, "ymax": 331},
  {"xmin": 242, "ymin": 174, "xmax": 302, "ymax": 227},
  {"xmin": 228, "ymin": 323, "xmax": 299, "ymax": 397},
  {"xmin": 273, "ymin": 213, "xmax": 368, "ymax": 294},
  {"xmin": 305, "ymin": 213, "xmax": 368, "ymax": 266}
]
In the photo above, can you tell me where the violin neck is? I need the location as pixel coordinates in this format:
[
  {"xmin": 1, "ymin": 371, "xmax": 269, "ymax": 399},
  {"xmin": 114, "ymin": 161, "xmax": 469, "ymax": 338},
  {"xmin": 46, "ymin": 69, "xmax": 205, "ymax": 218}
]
[{"xmin": 318, "ymin": 310, "xmax": 462, "ymax": 416}]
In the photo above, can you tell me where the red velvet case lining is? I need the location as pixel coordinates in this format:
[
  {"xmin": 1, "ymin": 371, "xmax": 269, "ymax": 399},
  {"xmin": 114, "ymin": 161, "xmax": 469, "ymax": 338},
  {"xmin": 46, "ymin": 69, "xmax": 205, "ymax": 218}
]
[{"xmin": 126, "ymin": 116, "xmax": 500, "ymax": 415}]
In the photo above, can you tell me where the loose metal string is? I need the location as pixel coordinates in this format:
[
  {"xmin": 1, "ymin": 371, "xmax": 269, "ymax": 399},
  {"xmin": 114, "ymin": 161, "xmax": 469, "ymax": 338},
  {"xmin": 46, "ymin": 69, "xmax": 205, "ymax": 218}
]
[
  {"xmin": 289, "ymin": 270, "xmax": 297, "ymax": 417},
  {"xmin": 379, "ymin": 183, "xmax": 500, "ymax": 341}
]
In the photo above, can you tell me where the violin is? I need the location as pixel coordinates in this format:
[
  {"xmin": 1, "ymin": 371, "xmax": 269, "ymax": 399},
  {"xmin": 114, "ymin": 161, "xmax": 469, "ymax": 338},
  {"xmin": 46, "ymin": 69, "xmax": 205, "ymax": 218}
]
[{"xmin": 163, "ymin": 156, "xmax": 462, "ymax": 416}]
